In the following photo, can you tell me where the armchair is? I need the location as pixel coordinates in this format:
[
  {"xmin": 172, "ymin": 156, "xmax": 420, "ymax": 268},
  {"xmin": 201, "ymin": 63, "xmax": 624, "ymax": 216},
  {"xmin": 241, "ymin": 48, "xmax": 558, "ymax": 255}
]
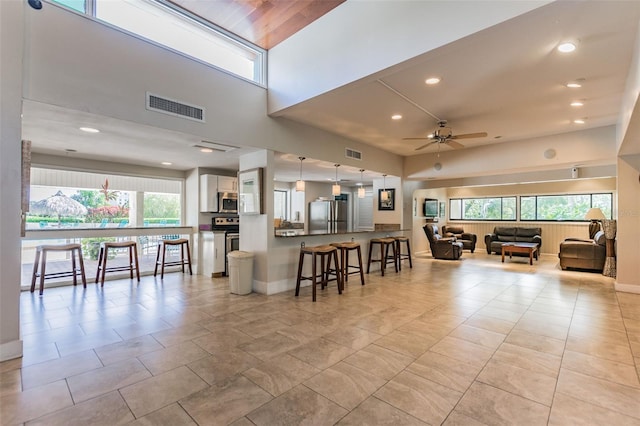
[
  {"xmin": 441, "ymin": 225, "xmax": 477, "ymax": 252},
  {"xmin": 423, "ymin": 224, "xmax": 463, "ymax": 260}
]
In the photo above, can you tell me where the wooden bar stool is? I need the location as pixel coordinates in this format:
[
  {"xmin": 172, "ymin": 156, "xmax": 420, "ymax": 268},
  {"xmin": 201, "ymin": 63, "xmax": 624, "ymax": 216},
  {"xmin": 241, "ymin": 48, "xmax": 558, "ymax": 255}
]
[
  {"xmin": 295, "ymin": 244, "xmax": 343, "ymax": 302},
  {"xmin": 31, "ymin": 243, "xmax": 86, "ymax": 295},
  {"xmin": 95, "ymin": 241, "xmax": 140, "ymax": 287},
  {"xmin": 366, "ymin": 237, "xmax": 397, "ymax": 276},
  {"xmin": 154, "ymin": 238, "xmax": 192, "ymax": 279},
  {"xmin": 330, "ymin": 241, "xmax": 365, "ymax": 286},
  {"xmin": 394, "ymin": 236, "xmax": 413, "ymax": 270}
]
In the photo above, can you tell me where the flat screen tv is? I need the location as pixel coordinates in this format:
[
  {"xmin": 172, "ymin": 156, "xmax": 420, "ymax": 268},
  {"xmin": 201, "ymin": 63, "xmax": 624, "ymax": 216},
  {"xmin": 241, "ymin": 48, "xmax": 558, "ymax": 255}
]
[{"xmin": 424, "ymin": 199, "xmax": 438, "ymax": 217}]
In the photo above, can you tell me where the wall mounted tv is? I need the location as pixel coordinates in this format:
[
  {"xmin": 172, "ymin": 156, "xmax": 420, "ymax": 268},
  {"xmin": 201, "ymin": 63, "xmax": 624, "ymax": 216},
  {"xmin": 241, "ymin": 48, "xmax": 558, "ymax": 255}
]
[{"xmin": 424, "ymin": 199, "xmax": 438, "ymax": 217}]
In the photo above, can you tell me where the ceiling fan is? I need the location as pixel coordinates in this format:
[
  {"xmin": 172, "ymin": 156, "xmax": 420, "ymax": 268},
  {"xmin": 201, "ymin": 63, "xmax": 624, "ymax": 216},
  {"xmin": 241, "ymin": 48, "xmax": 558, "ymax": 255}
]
[{"xmin": 404, "ymin": 120, "xmax": 488, "ymax": 151}]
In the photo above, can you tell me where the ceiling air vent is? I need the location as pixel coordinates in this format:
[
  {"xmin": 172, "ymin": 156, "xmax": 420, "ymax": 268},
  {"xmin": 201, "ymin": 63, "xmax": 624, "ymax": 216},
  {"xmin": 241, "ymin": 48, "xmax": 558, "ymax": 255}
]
[
  {"xmin": 345, "ymin": 148, "xmax": 362, "ymax": 160},
  {"xmin": 146, "ymin": 92, "xmax": 205, "ymax": 122}
]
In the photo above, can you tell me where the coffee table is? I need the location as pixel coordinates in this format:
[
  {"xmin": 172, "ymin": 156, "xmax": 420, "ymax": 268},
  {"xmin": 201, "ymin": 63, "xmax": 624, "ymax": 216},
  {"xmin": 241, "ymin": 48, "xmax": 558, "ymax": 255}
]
[{"xmin": 501, "ymin": 242, "xmax": 539, "ymax": 265}]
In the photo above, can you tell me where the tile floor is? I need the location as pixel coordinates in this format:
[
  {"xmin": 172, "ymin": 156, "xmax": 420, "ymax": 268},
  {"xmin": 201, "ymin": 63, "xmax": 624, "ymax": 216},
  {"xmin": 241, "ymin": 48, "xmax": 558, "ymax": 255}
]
[{"xmin": 1, "ymin": 252, "xmax": 640, "ymax": 425}]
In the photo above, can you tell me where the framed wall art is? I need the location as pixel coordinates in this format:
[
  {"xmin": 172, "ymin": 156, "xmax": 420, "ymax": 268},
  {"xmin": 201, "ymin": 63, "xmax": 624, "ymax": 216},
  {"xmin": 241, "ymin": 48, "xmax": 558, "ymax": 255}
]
[
  {"xmin": 378, "ymin": 188, "xmax": 395, "ymax": 211},
  {"xmin": 238, "ymin": 167, "xmax": 263, "ymax": 215}
]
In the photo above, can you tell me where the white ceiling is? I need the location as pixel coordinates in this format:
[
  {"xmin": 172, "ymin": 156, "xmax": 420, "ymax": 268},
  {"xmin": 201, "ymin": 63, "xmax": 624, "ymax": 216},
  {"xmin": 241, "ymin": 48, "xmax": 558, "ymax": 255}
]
[{"xmin": 21, "ymin": 1, "xmax": 640, "ymax": 184}]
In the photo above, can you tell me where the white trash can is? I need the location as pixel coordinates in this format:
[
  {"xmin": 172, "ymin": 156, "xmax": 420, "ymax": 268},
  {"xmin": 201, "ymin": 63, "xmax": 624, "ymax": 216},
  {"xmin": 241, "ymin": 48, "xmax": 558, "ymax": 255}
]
[{"xmin": 227, "ymin": 251, "xmax": 254, "ymax": 295}]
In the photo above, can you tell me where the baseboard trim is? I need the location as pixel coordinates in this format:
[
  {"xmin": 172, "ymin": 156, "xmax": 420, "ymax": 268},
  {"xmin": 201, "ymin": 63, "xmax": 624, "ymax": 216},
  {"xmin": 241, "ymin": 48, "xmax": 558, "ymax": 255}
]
[
  {"xmin": 0, "ymin": 339, "xmax": 23, "ymax": 362},
  {"xmin": 614, "ymin": 282, "xmax": 640, "ymax": 294}
]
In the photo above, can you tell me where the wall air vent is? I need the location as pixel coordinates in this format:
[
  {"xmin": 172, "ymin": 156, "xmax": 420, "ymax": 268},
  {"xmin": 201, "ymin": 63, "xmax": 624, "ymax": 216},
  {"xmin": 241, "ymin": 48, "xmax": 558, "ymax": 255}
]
[
  {"xmin": 146, "ymin": 92, "xmax": 205, "ymax": 122},
  {"xmin": 193, "ymin": 140, "xmax": 238, "ymax": 153},
  {"xmin": 345, "ymin": 148, "xmax": 362, "ymax": 160}
]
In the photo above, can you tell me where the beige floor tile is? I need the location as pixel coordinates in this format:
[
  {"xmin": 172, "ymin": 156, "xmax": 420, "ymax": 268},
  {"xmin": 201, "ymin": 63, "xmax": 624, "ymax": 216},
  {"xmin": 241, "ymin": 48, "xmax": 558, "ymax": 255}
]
[
  {"xmin": 477, "ymin": 359, "xmax": 557, "ymax": 405},
  {"xmin": 229, "ymin": 416, "xmax": 255, "ymax": 426},
  {"xmin": 513, "ymin": 317, "xmax": 569, "ymax": 341},
  {"xmin": 448, "ymin": 324, "xmax": 506, "ymax": 349},
  {"xmin": 67, "ymin": 358, "xmax": 152, "ymax": 403},
  {"xmin": 407, "ymin": 351, "xmax": 482, "ymax": 393},
  {"xmin": 397, "ymin": 319, "xmax": 449, "ymax": 341},
  {"xmin": 0, "ymin": 369, "xmax": 21, "ymax": 397},
  {"xmin": 238, "ymin": 332, "xmax": 302, "ymax": 361},
  {"xmin": 180, "ymin": 375, "xmax": 273, "ymax": 425},
  {"xmin": 94, "ymin": 335, "xmax": 163, "ymax": 365},
  {"xmin": 323, "ymin": 325, "xmax": 382, "ymax": 350},
  {"xmin": 288, "ymin": 338, "xmax": 355, "ymax": 370},
  {"xmin": 342, "ymin": 344, "xmax": 414, "ymax": 380},
  {"xmin": 26, "ymin": 391, "xmax": 133, "ymax": 426},
  {"xmin": 119, "ymin": 365, "xmax": 208, "ymax": 418},
  {"xmin": 464, "ymin": 314, "xmax": 516, "ymax": 335},
  {"xmin": 429, "ymin": 336, "xmax": 494, "ymax": 368},
  {"xmin": 128, "ymin": 403, "xmax": 197, "ymax": 426},
  {"xmin": 556, "ymin": 368, "xmax": 640, "ymax": 419},
  {"xmin": 476, "ymin": 306, "xmax": 524, "ymax": 323},
  {"xmin": 304, "ymin": 361, "xmax": 387, "ymax": 410},
  {"xmin": 442, "ymin": 411, "xmax": 487, "ymax": 426},
  {"xmin": 276, "ymin": 321, "xmax": 334, "ymax": 345},
  {"xmin": 187, "ymin": 348, "xmax": 259, "ymax": 386},
  {"xmin": 0, "ymin": 380, "xmax": 73, "ymax": 424},
  {"xmin": 549, "ymin": 392, "xmax": 640, "ymax": 426},
  {"xmin": 242, "ymin": 353, "xmax": 320, "ymax": 397},
  {"xmin": 454, "ymin": 381, "xmax": 549, "ymax": 425},
  {"xmin": 374, "ymin": 330, "xmax": 437, "ymax": 358},
  {"xmin": 246, "ymin": 384, "xmax": 346, "ymax": 426},
  {"xmin": 138, "ymin": 341, "xmax": 209, "ymax": 375},
  {"xmin": 374, "ymin": 370, "xmax": 462, "ymax": 425},
  {"xmin": 492, "ymin": 342, "xmax": 562, "ymax": 378},
  {"xmin": 234, "ymin": 317, "xmax": 290, "ymax": 339},
  {"xmin": 55, "ymin": 329, "xmax": 123, "ymax": 357},
  {"xmin": 150, "ymin": 323, "xmax": 211, "ymax": 348},
  {"xmin": 20, "ymin": 350, "xmax": 102, "ymax": 390},
  {"xmin": 0, "ymin": 357, "xmax": 23, "ymax": 375},
  {"xmin": 504, "ymin": 329, "xmax": 566, "ymax": 356},
  {"xmin": 336, "ymin": 396, "xmax": 426, "ymax": 425},
  {"xmin": 561, "ymin": 350, "xmax": 640, "ymax": 388},
  {"xmin": 565, "ymin": 335, "xmax": 635, "ymax": 365},
  {"xmin": 190, "ymin": 328, "xmax": 253, "ymax": 355}
]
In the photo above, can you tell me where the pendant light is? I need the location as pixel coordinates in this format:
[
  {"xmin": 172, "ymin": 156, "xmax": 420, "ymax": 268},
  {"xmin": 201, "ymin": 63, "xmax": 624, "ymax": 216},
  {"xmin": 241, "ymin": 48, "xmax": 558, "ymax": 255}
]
[
  {"xmin": 357, "ymin": 169, "xmax": 366, "ymax": 198},
  {"xmin": 381, "ymin": 174, "xmax": 389, "ymax": 201},
  {"xmin": 295, "ymin": 157, "xmax": 305, "ymax": 191},
  {"xmin": 332, "ymin": 164, "xmax": 341, "ymax": 196}
]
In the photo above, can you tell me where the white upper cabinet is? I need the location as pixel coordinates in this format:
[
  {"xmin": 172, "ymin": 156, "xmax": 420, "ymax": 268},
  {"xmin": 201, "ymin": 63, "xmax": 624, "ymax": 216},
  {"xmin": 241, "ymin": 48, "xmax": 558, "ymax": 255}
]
[{"xmin": 218, "ymin": 175, "xmax": 238, "ymax": 192}]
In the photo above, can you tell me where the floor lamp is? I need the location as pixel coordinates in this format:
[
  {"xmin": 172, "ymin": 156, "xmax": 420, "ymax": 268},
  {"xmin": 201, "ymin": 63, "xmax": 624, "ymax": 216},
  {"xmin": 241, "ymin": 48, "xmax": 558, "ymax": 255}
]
[{"xmin": 585, "ymin": 208, "xmax": 605, "ymax": 239}]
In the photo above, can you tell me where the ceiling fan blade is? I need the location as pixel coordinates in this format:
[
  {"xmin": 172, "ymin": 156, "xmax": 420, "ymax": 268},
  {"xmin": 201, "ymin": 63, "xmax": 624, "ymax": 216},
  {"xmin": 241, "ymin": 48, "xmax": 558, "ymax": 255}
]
[
  {"xmin": 450, "ymin": 132, "xmax": 488, "ymax": 140},
  {"xmin": 415, "ymin": 141, "xmax": 437, "ymax": 151},
  {"xmin": 445, "ymin": 140, "xmax": 465, "ymax": 149},
  {"xmin": 403, "ymin": 137, "xmax": 433, "ymax": 141}
]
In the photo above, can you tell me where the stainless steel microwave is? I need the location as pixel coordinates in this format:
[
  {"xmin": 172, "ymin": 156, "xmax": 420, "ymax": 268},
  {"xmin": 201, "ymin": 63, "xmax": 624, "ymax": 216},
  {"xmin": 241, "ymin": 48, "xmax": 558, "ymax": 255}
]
[{"xmin": 218, "ymin": 192, "xmax": 238, "ymax": 213}]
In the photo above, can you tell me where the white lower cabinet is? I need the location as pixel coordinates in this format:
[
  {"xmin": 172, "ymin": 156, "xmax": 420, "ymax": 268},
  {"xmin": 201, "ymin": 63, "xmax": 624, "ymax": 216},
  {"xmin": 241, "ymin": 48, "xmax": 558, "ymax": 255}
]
[{"xmin": 202, "ymin": 232, "xmax": 226, "ymax": 277}]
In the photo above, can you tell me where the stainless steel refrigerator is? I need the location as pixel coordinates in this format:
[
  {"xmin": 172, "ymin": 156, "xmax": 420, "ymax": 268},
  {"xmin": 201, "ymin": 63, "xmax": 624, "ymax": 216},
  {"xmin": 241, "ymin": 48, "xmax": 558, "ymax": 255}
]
[{"xmin": 309, "ymin": 198, "xmax": 348, "ymax": 234}]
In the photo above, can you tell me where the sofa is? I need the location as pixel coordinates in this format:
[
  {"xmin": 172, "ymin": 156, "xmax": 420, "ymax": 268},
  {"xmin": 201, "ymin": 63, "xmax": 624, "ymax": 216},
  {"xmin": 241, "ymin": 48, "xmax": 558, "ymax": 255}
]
[
  {"xmin": 558, "ymin": 231, "xmax": 606, "ymax": 271},
  {"xmin": 441, "ymin": 225, "xmax": 477, "ymax": 252},
  {"xmin": 485, "ymin": 227, "xmax": 542, "ymax": 254},
  {"xmin": 423, "ymin": 224, "xmax": 463, "ymax": 260}
]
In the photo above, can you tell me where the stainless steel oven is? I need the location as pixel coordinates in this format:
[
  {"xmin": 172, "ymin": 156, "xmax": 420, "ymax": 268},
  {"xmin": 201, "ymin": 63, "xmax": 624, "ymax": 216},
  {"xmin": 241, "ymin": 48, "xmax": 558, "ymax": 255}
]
[{"xmin": 212, "ymin": 216, "xmax": 240, "ymax": 276}]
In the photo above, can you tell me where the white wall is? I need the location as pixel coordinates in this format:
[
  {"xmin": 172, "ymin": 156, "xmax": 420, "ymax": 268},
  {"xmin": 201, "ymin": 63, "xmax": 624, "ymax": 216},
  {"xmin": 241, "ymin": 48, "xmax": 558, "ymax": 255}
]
[{"xmin": 0, "ymin": 0, "xmax": 25, "ymax": 361}]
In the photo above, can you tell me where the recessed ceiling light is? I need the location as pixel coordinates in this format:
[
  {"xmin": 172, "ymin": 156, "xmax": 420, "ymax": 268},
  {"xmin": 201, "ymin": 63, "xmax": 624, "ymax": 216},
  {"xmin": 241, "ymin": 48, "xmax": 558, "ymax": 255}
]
[
  {"xmin": 573, "ymin": 119, "xmax": 586, "ymax": 124},
  {"xmin": 425, "ymin": 77, "xmax": 441, "ymax": 85},
  {"xmin": 79, "ymin": 127, "xmax": 100, "ymax": 133},
  {"xmin": 557, "ymin": 42, "xmax": 576, "ymax": 53},
  {"xmin": 391, "ymin": 114, "xmax": 402, "ymax": 120},
  {"xmin": 64, "ymin": 149, "xmax": 77, "ymax": 153},
  {"xmin": 161, "ymin": 161, "xmax": 172, "ymax": 165},
  {"xmin": 494, "ymin": 135, "xmax": 502, "ymax": 139},
  {"xmin": 566, "ymin": 82, "xmax": 582, "ymax": 88},
  {"xmin": 200, "ymin": 147, "xmax": 214, "ymax": 153},
  {"xmin": 570, "ymin": 101, "xmax": 584, "ymax": 107}
]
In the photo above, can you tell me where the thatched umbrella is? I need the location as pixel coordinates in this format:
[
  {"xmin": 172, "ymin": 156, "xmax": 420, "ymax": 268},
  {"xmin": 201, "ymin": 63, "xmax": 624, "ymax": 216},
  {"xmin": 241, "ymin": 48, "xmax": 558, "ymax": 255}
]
[{"xmin": 30, "ymin": 190, "xmax": 88, "ymax": 226}]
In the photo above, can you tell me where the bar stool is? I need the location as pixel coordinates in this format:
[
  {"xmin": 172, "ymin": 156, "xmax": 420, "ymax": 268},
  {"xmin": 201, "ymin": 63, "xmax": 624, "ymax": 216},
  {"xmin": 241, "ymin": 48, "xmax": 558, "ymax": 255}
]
[
  {"xmin": 366, "ymin": 237, "xmax": 397, "ymax": 276},
  {"xmin": 394, "ymin": 236, "xmax": 413, "ymax": 270},
  {"xmin": 154, "ymin": 238, "xmax": 192, "ymax": 279},
  {"xmin": 95, "ymin": 241, "xmax": 140, "ymax": 287},
  {"xmin": 330, "ymin": 241, "xmax": 365, "ymax": 286},
  {"xmin": 295, "ymin": 244, "xmax": 343, "ymax": 302},
  {"xmin": 31, "ymin": 243, "xmax": 86, "ymax": 295}
]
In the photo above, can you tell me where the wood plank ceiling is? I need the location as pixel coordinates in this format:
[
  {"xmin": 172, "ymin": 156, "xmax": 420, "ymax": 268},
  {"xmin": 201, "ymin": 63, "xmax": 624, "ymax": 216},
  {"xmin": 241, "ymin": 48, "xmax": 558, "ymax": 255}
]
[{"xmin": 168, "ymin": 0, "xmax": 345, "ymax": 49}]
